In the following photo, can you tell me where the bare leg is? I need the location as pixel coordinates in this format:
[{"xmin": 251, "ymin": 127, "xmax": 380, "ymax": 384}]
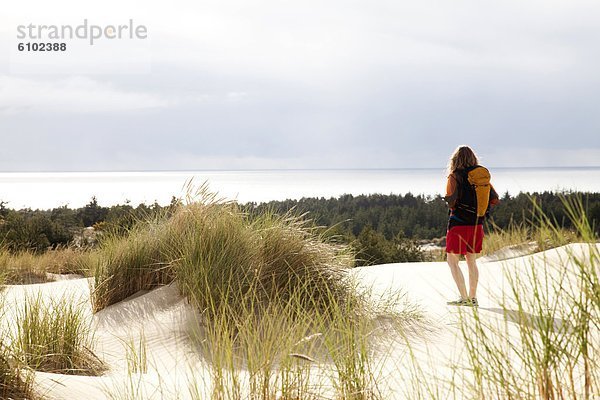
[
  {"xmin": 465, "ymin": 252, "xmax": 479, "ymax": 299},
  {"xmin": 447, "ymin": 252, "xmax": 468, "ymax": 299}
]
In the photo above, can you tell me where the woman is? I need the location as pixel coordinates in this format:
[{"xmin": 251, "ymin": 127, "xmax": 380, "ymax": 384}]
[{"xmin": 444, "ymin": 145, "xmax": 498, "ymax": 307}]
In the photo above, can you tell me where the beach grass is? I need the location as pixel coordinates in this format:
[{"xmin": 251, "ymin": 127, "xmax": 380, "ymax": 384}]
[
  {"xmin": 186, "ymin": 279, "xmax": 418, "ymax": 399},
  {"xmin": 89, "ymin": 220, "xmax": 175, "ymax": 312},
  {"xmin": 0, "ymin": 247, "xmax": 88, "ymax": 285},
  {"xmin": 172, "ymin": 203, "xmax": 358, "ymax": 328},
  {"xmin": 483, "ymin": 221, "xmax": 582, "ymax": 257},
  {"xmin": 455, "ymin": 196, "xmax": 599, "ymax": 399},
  {"xmin": 123, "ymin": 332, "xmax": 148, "ymax": 375},
  {"xmin": 90, "ymin": 185, "xmax": 359, "ymax": 321},
  {"xmin": 12, "ymin": 294, "xmax": 105, "ymax": 376},
  {"xmin": 0, "ymin": 295, "xmax": 33, "ymax": 400},
  {"xmin": 0, "ymin": 341, "xmax": 33, "ymax": 400},
  {"xmin": 483, "ymin": 194, "xmax": 586, "ymax": 258},
  {"xmin": 89, "ymin": 185, "xmax": 424, "ymax": 398}
]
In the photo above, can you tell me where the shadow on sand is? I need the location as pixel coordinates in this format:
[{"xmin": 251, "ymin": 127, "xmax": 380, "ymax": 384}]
[{"xmin": 480, "ymin": 307, "xmax": 573, "ymax": 333}]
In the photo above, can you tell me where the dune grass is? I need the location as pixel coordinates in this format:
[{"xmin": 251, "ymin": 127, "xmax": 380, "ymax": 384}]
[
  {"xmin": 455, "ymin": 196, "xmax": 599, "ymax": 399},
  {"xmin": 186, "ymin": 279, "xmax": 414, "ymax": 400},
  {"xmin": 89, "ymin": 186, "xmax": 358, "ymax": 320},
  {"xmin": 89, "ymin": 186, "xmax": 423, "ymax": 398},
  {"xmin": 1, "ymin": 248, "xmax": 91, "ymax": 397},
  {"xmin": 484, "ymin": 195, "xmax": 587, "ymax": 258},
  {"xmin": 89, "ymin": 220, "xmax": 175, "ymax": 312},
  {"xmin": 483, "ymin": 221, "xmax": 582, "ymax": 257},
  {"xmin": 0, "ymin": 247, "xmax": 88, "ymax": 285},
  {"xmin": 0, "ymin": 342, "xmax": 33, "ymax": 399},
  {"xmin": 172, "ymin": 204, "xmax": 358, "ymax": 328},
  {"xmin": 1, "ymin": 294, "xmax": 33, "ymax": 400},
  {"xmin": 13, "ymin": 294, "xmax": 105, "ymax": 376},
  {"xmin": 123, "ymin": 332, "xmax": 148, "ymax": 375}
]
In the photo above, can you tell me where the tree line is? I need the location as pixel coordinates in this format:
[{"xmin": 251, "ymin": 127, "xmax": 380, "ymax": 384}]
[
  {"xmin": 1, "ymin": 191, "xmax": 598, "ymax": 265},
  {"xmin": 246, "ymin": 191, "xmax": 600, "ymax": 238}
]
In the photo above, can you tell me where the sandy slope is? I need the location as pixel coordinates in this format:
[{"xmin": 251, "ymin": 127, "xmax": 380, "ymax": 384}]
[{"xmin": 1, "ymin": 243, "xmax": 597, "ymax": 399}]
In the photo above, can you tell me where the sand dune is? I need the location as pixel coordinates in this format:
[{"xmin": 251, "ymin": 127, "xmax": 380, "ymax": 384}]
[{"xmin": 1, "ymin": 243, "xmax": 597, "ymax": 399}]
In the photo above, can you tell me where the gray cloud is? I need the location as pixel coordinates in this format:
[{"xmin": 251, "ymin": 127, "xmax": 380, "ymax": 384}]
[{"xmin": 1, "ymin": 0, "xmax": 599, "ymax": 171}]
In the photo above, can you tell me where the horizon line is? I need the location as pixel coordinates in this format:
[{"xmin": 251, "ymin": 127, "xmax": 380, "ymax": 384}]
[{"xmin": 1, "ymin": 166, "xmax": 600, "ymax": 173}]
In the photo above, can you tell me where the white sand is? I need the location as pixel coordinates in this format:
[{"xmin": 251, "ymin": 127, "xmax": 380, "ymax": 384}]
[{"xmin": 1, "ymin": 243, "xmax": 598, "ymax": 399}]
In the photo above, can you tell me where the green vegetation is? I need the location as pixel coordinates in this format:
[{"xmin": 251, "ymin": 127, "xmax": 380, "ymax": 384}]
[
  {"xmin": 355, "ymin": 226, "xmax": 425, "ymax": 265},
  {"xmin": 173, "ymin": 204, "xmax": 357, "ymax": 326},
  {"xmin": 0, "ymin": 197, "xmax": 177, "ymax": 253},
  {"xmin": 13, "ymin": 294, "xmax": 105, "ymax": 375},
  {"xmin": 245, "ymin": 191, "xmax": 600, "ymax": 240},
  {"xmin": 2, "ymin": 191, "xmax": 599, "ymax": 267}
]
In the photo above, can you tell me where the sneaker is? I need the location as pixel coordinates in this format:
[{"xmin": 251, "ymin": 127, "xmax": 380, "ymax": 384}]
[
  {"xmin": 446, "ymin": 297, "xmax": 479, "ymax": 307},
  {"xmin": 446, "ymin": 297, "xmax": 469, "ymax": 306}
]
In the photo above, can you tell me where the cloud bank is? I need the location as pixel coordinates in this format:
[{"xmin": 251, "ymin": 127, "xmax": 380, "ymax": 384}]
[{"xmin": 1, "ymin": 0, "xmax": 599, "ymax": 170}]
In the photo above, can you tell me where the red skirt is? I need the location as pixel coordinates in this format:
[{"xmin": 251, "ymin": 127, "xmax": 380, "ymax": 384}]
[{"xmin": 446, "ymin": 225, "xmax": 484, "ymax": 255}]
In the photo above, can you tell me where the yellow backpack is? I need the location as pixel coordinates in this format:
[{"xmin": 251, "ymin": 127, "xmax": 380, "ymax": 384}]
[{"xmin": 465, "ymin": 166, "xmax": 491, "ymax": 217}]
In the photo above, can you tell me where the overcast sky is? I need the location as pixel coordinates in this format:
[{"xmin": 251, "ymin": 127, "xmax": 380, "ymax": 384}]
[{"xmin": 1, "ymin": 0, "xmax": 599, "ymax": 171}]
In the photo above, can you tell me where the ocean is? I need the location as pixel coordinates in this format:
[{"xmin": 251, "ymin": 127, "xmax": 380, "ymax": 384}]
[{"xmin": 1, "ymin": 167, "xmax": 599, "ymax": 210}]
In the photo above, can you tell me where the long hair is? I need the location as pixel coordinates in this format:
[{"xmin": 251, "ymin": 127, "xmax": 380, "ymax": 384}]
[{"xmin": 447, "ymin": 145, "xmax": 479, "ymax": 175}]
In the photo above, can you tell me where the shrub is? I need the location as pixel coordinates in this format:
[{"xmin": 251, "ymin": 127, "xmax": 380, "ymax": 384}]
[{"xmin": 355, "ymin": 227, "xmax": 424, "ymax": 266}]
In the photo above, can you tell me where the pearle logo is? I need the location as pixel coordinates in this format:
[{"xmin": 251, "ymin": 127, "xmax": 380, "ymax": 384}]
[{"xmin": 16, "ymin": 19, "xmax": 148, "ymax": 45}]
